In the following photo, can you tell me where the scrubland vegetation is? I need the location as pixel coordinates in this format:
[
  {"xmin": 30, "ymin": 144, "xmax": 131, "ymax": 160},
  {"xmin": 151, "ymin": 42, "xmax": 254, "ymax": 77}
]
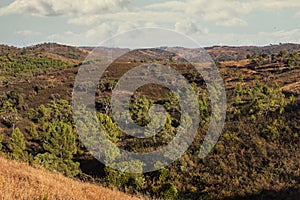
[{"xmin": 0, "ymin": 43, "xmax": 299, "ymax": 199}]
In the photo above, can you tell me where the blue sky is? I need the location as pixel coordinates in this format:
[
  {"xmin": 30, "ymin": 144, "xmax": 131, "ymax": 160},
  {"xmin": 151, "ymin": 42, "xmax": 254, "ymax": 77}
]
[{"xmin": 0, "ymin": 0, "xmax": 300, "ymax": 47}]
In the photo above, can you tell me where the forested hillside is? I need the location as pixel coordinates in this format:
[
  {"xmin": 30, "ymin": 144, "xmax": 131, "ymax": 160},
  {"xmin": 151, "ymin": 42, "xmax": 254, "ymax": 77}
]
[{"xmin": 0, "ymin": 43, "xmax": 299, "ymax": 199}]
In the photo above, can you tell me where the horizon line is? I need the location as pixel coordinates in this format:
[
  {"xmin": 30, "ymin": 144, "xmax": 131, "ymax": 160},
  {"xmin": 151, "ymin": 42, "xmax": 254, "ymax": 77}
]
[{"xmin": 1, "ymin": 41, "xmax": 300, "ymax": 49}]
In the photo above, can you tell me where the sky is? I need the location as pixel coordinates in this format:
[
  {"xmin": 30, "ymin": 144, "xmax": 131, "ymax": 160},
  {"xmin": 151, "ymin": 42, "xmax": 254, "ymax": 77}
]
[{"xmin": 0, "ymin": 0, "xmax": 300, "ymax": 47}]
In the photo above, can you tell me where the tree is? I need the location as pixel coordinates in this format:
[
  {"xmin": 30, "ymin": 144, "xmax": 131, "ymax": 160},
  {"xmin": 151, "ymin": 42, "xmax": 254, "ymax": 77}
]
[
  {"xmin": 35, "ymin": 121, "xmax": 79, "ymax": 177},
  {"xmin": 0, "ymin": 100, "xmax": 20, "ymax": 127},
  {"xmin": 198, "ymin": 90, "xmax": 210, "ymax": 124},
  {"xmin": 48, "ymin": 100, "xmax": 73, "ymax": 123},
  {"xmin": 160, "ymin": 114, "xmax": 174, "ymax": 143},
  {"xmin": 145, "ymin": 110, "xmax": 165, "ymax": 140},
  {"xmin": 98, "ymin": 113, "xmax": 122, "ymax": 143},
  {"xmin": 9, "ymin": 127, "xmax": 27, "ymax": 161},
  {"xmin": 130, "ymin": 95, "xmax": 153, "ymax": 126},
  {"xmin": 43, "ymin": 121, "xmax": 77, "ymax": 160},
  {"xmin": 233, "ymin": 84, "xmax": 244, "ymax": 117},
  {"xmin": 28, "ymin": 122, "xmax": 39, "ymax": 140}
]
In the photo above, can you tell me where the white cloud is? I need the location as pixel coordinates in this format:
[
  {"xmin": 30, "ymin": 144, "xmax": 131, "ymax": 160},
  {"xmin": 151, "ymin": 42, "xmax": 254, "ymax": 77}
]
[
  {"xmin": 48, "ymin": 28, "xmax": 111, "ymax": 46},
  {"xmin": 0, "ymin": 0, "xmax": 131, "ymax": 16},
  {"xmin": 144, "ymin": 22, "xmax": 158, "ymax": 28},
  {"xmin": 2, "ymin": 0, "xmax": 300, "ymax": 47},
  {"xmin": 216, "ymin": 18, "xmax": 247, "ymax": 27},
  {"xmin": 46, "ymin": 27, "xmax": 300, "ymax": 48},
  {"xmin": 183, "ymin": 0, "xmax": 300, "ymax": 27},
  {"xmin": 140, "ymin": 0, "xmax": 251, "ymax": 27},
  {"xmin": 185, "ymin": 0, "xmax": 252, "ymax": 27},
  {"xmin": 68, "ymin": 11, "xmax": 182, "ymax": 26},
  {"xmin": 252, "ymin": 0, "xmax": 300, "ymax": 10},
  {"xmin": 15, "ymin": 30, "xmax": 41, "ymax": 36},
  {"xmin": 1, "ymin": 0, "xmax": 299, "ymax": 28},
  {"xmin": 191, "ymin": 28, "xmax": 300, "ymax": 47},
  {"xmin": 175, "ymin": 20, "xmax": 208, "ymax": 35},
  {"xmin": 46, "ymin": 21, "xmax": 140, "ymax": 46},
  {"xmin": 258, "ymin": 29, "xmax": 300, "ymax": 43},
  {"xmin": 145, "ymin": 1, "xmax": 186, "ymax": 11},
  {"xmin": 117, "ymin": 22, "xmax": 139, "ymax": 33}
]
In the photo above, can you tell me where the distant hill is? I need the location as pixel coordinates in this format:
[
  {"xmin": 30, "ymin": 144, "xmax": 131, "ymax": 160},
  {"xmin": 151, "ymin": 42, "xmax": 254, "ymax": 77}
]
[
  {"xmin": 1, "ymin": 42, "xmax": 300, "ymax": 63},
  {"xmin": 27, "ymin": 43, "xmax": 89, "ymax": 61},
  {"xmin": 205, "ymin": 43, "xmax": 300, "ymax": 61},
  {"xmin": 0, "ymin": 155, "xmax": 142, "ymax": 200},
  {"xmin": 84, "ymin": 43, "xmax": 300, "ymax": 62}
]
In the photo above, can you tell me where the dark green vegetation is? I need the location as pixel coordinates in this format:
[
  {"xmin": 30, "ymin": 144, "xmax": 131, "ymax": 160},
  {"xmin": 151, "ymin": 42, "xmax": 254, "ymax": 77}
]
[
  {"xmin": 0, "ymin": 45, "xmax": 70, "ymax": 78},
  {"xmin": 0, "ymin": 43, "xmax": 299, "ymax": 199}
]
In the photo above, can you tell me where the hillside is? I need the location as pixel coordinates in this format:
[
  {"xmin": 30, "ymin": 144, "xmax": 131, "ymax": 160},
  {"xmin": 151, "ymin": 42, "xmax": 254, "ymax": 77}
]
[
  {"xmin": 205, "ymin": 43, "xmax": 300, "ymax": 61},
  {"xmin": 0, "ymin": 155, "xmax": 142, "ymax": 200},
  {"xmin": 0, "ymin": 43, "xmax": 299, "ymax": 199}
]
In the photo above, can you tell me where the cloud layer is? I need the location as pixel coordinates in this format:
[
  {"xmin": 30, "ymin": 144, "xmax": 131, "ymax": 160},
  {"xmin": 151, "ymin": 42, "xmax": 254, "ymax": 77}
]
[
  {"xmin": 1, "ymin": 0, "xmax": 300, "ymax": 46},
  {"xmin": 0, "ymin": 0, "xmax": 131, "ymax": 16}
]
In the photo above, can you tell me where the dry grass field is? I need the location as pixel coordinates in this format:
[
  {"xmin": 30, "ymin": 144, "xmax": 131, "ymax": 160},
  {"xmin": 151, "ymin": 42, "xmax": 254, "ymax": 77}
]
[{"xmin": 0, "ymin": 156, "xmax": 142, "ymax": 200}]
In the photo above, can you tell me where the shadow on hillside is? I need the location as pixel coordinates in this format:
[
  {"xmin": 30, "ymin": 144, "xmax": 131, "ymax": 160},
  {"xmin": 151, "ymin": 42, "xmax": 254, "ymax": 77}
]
[
  {"xmin": 78, "ymin": 156, "xmax": 105, "ymax": 178},
  {"xmin": 223, "ymin": 187, "xmax": 300, "ymax": 200}
]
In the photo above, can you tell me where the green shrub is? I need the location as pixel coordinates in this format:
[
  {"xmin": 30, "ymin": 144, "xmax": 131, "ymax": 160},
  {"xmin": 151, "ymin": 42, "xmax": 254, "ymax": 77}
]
[
  {"xmin": 105, "ymin": 167, "xmax": 130, "ymax": 188},
  {"xmin": 248, "ymin": 82, "xmax": 287, "ymax": 116},
  {"xmin": 160, "ymin": 183, "xmax": 178, "ymax": 200},
  {"xmin": 262, "ymin": 121, "xmax": 280, "ymax": 141},
  {"xmin": 133, "ymin": 175, "xmax": 146, "ymax": 190},
  {"xmin": 34, "ymin": 152, "xmax": 79, "ymax": 177},
  {"xmin": 27, "ymin": 100, "xmax": 72, "ymax": 123}
]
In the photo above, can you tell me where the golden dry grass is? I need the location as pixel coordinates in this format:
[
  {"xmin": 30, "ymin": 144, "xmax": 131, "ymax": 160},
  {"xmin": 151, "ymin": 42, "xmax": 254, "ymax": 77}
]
[{"xmin": 0, "ymin": 156, "xmax": 142, "ymax": 200}]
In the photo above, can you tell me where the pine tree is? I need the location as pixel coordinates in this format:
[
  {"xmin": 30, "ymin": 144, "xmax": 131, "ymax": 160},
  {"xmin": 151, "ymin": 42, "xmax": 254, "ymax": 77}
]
[
  {"xmin": 28, "ymin": 122, "xmax": 39, "ymax": 140},
  {"xmin": 9, "ymin": 127, "xmax": 27, "ymax": 160},
  {"xmin": 34, "ymin": 121, "xmax": 79, "ymax": 177},
  {"xmin": 43, "ymin": 121, "xmax": 77, "ymax": 160},
  {"xmin": 130, "ymin": 95, "xmax": 152, "ymax": 126},
  {"xmin": 98, "ymin": 113, "xmax": 122, "ymax": 143}
]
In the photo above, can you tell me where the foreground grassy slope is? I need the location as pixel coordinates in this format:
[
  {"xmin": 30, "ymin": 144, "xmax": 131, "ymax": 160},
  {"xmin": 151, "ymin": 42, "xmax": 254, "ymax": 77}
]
[{"xmin": 0, "ymin": 156, "xmax": 142, "ymax": 200}]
